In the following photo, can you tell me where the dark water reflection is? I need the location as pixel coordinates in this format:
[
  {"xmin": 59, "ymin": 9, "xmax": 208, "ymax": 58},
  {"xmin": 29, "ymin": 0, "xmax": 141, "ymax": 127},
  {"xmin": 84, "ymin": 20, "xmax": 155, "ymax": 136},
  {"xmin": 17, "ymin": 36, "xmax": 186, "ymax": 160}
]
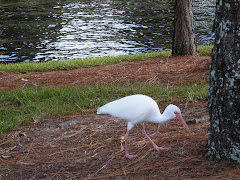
[{"xmin": 0, "ymin": 0, "xmax": 215, "ymax": 63}]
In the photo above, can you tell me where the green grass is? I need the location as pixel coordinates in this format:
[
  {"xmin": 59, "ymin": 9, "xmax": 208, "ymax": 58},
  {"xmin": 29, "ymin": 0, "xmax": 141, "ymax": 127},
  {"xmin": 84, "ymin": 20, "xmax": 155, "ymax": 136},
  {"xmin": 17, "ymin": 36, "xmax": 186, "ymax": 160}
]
[
  {"xmin": 0, "ymin": 82, "xmax": 208, "ymax": 134},
  {"xmin": 0, "ymin": 45, "xmax": 212, "ymax": 73},
  {"xmin": 0, "ymin": 51, "xmax": 171, "ymax": 73},
  {"xmin": 197, "ymin": 45, "xmax": 213, "ymax": 56}
]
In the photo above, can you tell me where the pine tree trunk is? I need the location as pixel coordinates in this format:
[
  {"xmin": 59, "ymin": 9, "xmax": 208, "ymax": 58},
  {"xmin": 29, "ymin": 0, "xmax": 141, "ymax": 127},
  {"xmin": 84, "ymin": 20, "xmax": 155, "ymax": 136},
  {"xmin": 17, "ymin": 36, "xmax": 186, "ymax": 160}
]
[
  {"xmin": 172, "ymin": 0, "xmax": 197, "ymax": 56},
  {"xmin": 206, "ymin": 0, "xmax": 240, "ymax": 163}
]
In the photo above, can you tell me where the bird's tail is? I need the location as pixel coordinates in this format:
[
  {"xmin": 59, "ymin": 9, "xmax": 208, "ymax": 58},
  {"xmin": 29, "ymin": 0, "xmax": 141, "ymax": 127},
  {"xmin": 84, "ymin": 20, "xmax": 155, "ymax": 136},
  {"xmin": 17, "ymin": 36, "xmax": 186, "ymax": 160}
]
[
  {"xmin": 97, "ymin": 104, "xmax": 110, "ymax": 114},
  {"xmin": 96, "ymin": 107, "xmax": 103, "ymax": 114}
]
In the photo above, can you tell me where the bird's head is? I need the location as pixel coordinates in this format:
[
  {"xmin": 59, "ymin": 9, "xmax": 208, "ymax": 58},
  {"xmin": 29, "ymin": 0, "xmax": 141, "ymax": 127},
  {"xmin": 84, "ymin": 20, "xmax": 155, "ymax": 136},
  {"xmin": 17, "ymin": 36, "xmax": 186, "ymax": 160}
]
[{"xmin": 164, "ymin": 104, "xmax": 192, "ymax": 137}]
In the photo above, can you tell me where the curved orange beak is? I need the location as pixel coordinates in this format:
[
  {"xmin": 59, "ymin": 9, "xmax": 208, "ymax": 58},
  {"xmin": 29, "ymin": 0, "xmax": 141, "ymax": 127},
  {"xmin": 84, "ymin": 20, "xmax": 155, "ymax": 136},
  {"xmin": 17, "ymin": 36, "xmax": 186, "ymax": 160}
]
[{"xmin": 175, "ymin": 112, "xmax": 192, "ymax": 137}]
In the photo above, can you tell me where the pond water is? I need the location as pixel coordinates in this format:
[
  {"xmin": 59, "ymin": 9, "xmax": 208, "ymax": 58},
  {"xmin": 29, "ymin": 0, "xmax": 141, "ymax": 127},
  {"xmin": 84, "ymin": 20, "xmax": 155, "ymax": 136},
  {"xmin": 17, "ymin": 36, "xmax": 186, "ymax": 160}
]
[{"xmin": 0, "ymin": 0, "xmax": 215, "ymax": 63}]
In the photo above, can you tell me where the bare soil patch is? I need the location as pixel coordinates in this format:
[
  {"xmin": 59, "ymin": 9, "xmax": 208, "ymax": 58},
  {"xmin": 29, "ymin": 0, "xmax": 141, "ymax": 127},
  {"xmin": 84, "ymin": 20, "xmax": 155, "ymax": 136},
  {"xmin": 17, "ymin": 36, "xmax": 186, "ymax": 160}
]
[{"xmin": 1, "ymin": 56, "xmax": 239, "ymax": 179}]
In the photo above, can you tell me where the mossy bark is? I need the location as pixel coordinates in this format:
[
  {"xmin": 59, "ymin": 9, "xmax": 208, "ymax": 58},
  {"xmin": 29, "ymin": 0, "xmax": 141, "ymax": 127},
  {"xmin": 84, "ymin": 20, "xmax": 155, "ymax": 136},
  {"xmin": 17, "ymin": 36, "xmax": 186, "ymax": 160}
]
[
  {"xmin": 207, "ymin": 0, "xmax": 240, "ymax": 163},
  {"xmin": 172, "ymin": 0, "xmax": 197, "ymax": 56}
]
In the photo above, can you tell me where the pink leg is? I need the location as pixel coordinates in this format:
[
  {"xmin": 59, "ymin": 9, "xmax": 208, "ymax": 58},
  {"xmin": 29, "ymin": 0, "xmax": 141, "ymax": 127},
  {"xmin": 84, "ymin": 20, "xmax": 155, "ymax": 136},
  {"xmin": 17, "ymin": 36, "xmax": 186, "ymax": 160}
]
[
  {"xmin": 124, "ymin": 130, "xmax": 138, "ymax": 159},
  {"xmin": 142, "ymin": 124, "xmax": 170, "ymax": 151}
]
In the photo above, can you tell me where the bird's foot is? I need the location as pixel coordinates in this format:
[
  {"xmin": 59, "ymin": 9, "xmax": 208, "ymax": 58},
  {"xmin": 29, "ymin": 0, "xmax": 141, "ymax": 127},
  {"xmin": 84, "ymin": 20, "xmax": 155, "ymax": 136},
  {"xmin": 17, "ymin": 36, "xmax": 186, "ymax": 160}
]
[
  {"xmin": 153, "ymin": 146, "xmax": 171, "ymax": 152},
  {"xmin": 124, "ymin": 154, "xmax": 138, "ymax": 159}
]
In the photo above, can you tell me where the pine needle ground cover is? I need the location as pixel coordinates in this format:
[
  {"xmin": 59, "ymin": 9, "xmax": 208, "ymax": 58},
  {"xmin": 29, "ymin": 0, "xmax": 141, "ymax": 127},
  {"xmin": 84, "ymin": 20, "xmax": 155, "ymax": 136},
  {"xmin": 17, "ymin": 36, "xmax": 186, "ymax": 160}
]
[{"xmin": 1, "ymin": 53, "xmax": 239, "ymax": 179}]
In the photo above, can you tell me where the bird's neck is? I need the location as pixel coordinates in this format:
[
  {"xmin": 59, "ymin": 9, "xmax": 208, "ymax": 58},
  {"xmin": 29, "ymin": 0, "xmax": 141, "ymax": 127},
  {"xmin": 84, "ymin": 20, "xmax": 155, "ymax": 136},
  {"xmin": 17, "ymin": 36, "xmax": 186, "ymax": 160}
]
[{"xmin": 151, "ymin": 112, "xmax": 171, "ymax": 124}]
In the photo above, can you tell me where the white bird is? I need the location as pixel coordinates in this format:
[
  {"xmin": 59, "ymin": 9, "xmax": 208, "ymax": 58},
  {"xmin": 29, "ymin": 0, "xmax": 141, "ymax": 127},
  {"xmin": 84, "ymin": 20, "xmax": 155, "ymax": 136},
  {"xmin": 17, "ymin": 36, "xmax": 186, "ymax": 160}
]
[{"xmin": 97, "ymin": 94, "xmax": 191, "ymax": 159}]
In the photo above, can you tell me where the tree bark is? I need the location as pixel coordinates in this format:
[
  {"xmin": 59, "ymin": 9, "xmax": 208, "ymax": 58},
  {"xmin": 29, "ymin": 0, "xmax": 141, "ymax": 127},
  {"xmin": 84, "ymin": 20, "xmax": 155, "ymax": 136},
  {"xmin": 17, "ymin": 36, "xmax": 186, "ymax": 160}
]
[
  {"xmin": 206, "ymin": 0, "xmax": 240, "ymax": 163},
  {"xmin": 172, "ymin": 0, "xmax": 197, "ymax": 56}
]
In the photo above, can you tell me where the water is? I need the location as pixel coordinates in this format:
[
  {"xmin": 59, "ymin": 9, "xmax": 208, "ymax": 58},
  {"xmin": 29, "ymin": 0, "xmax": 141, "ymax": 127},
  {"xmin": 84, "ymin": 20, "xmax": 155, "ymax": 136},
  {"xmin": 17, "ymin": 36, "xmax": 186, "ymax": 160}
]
[{"xmin": 0, "ymin": 0, "xmax": 216, "ymax": 63}]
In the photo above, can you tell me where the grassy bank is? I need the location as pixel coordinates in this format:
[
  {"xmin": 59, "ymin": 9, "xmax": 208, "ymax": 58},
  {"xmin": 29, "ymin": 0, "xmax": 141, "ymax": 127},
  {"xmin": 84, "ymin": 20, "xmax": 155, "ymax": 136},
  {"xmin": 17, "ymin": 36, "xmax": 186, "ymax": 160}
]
[
  {"xmin": 0, "ymin": 45, "xmax": 213, "ymax": 73},
  {"xmin": 0, "ymin": 82, "xmax": 208, "ymax": 134}
]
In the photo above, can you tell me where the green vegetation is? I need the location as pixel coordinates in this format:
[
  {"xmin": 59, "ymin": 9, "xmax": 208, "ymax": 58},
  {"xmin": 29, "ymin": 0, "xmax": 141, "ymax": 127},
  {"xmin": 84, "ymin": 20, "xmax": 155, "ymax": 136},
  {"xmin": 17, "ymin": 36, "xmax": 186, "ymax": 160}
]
[
  {"xmin": 0, "ymin": 82, "xmax": 208, "ymax": 134},
  {"xmin": 0, "ymin": 51, "xmax": 171, "ymax": 73},
  {"xmin": 0, "ymin": 45, "xmax": 212, "ymax": 73},
  {"xmin": 197, "ymin": 45, "xmax": 213, "ymax": 56}
]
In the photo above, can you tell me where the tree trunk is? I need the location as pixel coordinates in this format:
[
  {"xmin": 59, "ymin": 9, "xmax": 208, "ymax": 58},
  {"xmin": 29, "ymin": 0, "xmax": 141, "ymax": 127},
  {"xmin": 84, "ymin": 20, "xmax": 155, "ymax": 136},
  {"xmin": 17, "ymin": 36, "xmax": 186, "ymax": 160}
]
[
  {"xmin": 172, "ymin": 0, "xmax": 197, "ymax": 56},
  {"xmin": 206, "ymin": 0, "xmax": 240, "ymax": 163}
]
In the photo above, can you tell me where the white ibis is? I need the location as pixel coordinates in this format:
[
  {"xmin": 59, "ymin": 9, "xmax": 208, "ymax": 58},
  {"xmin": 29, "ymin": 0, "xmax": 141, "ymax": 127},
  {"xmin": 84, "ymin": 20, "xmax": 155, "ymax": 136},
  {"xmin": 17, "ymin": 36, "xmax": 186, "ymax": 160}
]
[{"xmin": 97, "ymin": 94, "xmax": 191, "ymax": 159}]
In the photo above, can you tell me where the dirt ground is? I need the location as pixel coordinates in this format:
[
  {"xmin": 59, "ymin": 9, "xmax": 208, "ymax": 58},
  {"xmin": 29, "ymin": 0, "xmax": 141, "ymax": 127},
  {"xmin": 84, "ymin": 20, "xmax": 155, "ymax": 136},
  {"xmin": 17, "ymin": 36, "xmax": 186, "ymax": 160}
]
[{"xmin": 0, "ymin": 56, "xmax": 240, "ymax": 179}]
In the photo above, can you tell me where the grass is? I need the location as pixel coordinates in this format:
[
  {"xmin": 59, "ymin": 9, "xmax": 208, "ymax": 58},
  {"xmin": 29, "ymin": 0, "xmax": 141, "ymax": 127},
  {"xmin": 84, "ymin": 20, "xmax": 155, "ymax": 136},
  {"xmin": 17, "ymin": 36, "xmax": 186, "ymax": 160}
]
[
  {"xmin": 197, "ymin": 45, "xmax": 213, "ymax": 56},
  {"xmin": 0, "ymin": 82, "xmax": 208, "ymax": 134},
  {"xmin": 0, "ymin": 45, "xmax": 212, "ymax": 73},
  {"xmin": 0, "ymin": 51, "xmax": 171, "ymax": 73}
]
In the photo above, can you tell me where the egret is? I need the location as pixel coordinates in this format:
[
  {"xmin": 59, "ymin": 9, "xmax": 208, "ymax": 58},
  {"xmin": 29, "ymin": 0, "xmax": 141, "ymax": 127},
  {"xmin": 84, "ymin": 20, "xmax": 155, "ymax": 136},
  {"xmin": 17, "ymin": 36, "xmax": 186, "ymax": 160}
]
[{"xmin": 97, "ymin": 94, "xmax": 191, "ymax": 159}]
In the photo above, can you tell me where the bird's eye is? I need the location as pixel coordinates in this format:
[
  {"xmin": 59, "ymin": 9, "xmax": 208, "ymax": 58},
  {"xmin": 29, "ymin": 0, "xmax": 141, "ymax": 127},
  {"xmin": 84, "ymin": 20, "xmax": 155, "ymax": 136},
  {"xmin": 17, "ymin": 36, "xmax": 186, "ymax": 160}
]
[{"xmin": 174, "ymin": 111, "xmax": 177, "ymax": 114}]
